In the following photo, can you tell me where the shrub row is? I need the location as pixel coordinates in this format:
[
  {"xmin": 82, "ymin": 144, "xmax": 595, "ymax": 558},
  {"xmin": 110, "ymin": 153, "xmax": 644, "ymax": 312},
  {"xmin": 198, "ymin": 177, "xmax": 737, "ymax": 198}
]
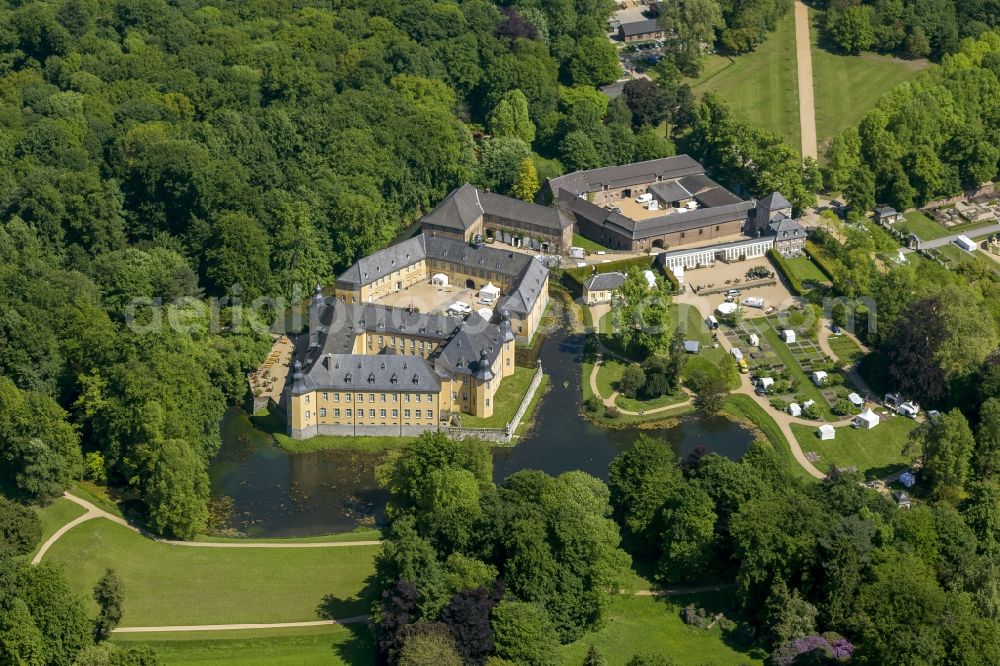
[{"xmin": 768, "ymin": 248, "xmax": 805, "ymax": 296}]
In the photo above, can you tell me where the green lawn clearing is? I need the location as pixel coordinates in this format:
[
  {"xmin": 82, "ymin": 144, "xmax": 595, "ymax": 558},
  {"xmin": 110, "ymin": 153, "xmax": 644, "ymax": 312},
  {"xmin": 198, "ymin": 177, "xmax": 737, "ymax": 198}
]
[
  {"xmin": 115, "ymin": 624, "xmax": 374, "ymax": 666},
  {"xmin": 461, "ymin": 366, "xmax": 539, "ymax": 428},
  {"xmin": 690, "ymin": 12, "xmax": 800, "ymax": 148},
  {"xmin": 898, "ymin": 211, "xmax": 948, "ymax": 241},
  {"xmin": 616, "ymin": 390, "xmax": 688, "ymax": 412},
  {"xmin": 827, "ymin": 334, "xmax": 864, "ymax": 366},
  {"xmin": 43, "ymin": 519, "xmax": 378, "ymax": 626},
  {"xmin": 791, "ymin": 413, "xmax": 917, "ymax": 479},
  {"xmin": 784, "ymin": 256, "xmax": 828, "ymax": 284},
  {"xmin": 595, "ymin": 358, "xmax": 627, "ymax": 399},
  {"xmin": 810, "ymin": 8, "xmax": 930, "ymax": 148},
  {"xmin": 558, "ymin": 593, "xmax": 765, "ymax": 665},
  {"xmin": 573, "ymin": 232, "xmax": 610, "ymax": 252},
  {"xmin": 33, "ymin": 497, "xmax": 86, "ymax": 553},
  {"xmin": 721, "ymin": 394, "xmax": 816, "ymax": 483}
]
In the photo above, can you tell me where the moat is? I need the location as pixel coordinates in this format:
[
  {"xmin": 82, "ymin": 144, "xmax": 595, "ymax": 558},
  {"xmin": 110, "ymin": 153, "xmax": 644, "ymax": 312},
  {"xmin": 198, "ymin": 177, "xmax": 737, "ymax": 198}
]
[{"xmin": 210, "ymin": 324, "xmax": 754, "ymax": 537}]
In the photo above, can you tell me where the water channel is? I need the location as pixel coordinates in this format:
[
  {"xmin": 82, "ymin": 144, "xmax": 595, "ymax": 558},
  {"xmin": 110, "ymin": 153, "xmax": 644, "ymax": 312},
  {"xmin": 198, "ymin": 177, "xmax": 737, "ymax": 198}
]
[{"xmin": 210, "ymin": 323, "xmax": 754, "ymax": 537}]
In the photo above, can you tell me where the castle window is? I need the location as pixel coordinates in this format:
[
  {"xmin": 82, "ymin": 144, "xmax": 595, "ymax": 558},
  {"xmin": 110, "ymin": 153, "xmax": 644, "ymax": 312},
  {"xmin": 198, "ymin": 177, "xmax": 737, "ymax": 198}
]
[
  {"xmin": 426, "ymin": 395, "xmax": 433, "ymax": 403},
  {"xmin": 427, "ymin": 410, "xmax": 433, "ymax": 420},
  {"xmin": 322, "ymin": 393, "xmax": 328, "ymax": 401},
  {"xmin": 357, "ymin": 393, "xmax": 363, "ymax": 402},
  {"xmin": 405, "ymin": 394, "xmax": 410, "ymax": 403},
  {"xmin": 380, "ymin": 409, "xmax": 386, "ymax": 418},
  {"xmin": 305, "ymin": 395, "xmax": 310, "ymax": 404},
  {"xmin": 392, "ymin": 409, "xmax": 398, "ymax": 417},
  {"xmin": 334, "ymin": 409, "xmax": 340, "ymax": 417},
  {"xmin": 381, "ymin": 394, "xmax": 387, "ymax": 402},
  {"xmin": 345, "ymin": 393, "xmax": 351, "ymax": 402},
  {"xmin": 346, "ymin": 409, "xmax": 352, "ymax": 417},
  {"xmin": 369, "ymin": 409, "xmax": 375, "ymax": 418},
  {"xmin": 320, "ymin": 408, "xmax": 326, "ymax": 418},
  {"xmin": 404, "ymin": 409, "xmax": 411, "ymax": 418},
  {"xmin": 369, "ymin": 393, "xmax": 375, "ymax": 402},
  {"xmin": 486, "ymin": 399, "xmax": 490, "ymax": 407},
  {"xmin": 305, "ymin": 411, "xmax": 311, "ymax": 419},
  {"xmin": 415, "ymin": 409, "xmax": 422, "ymax": 419}
]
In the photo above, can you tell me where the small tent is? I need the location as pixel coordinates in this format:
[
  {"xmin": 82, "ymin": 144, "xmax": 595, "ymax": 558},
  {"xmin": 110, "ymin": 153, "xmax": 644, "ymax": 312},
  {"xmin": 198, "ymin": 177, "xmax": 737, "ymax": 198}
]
[
  {"xmin": 431, "ymin": 273, "xmax": 449, "ymax": 287},
  {"xmin": 788, "ymin": 403, "xmax": 802, "ymax": 417},
  {"xmin": 643, "ymin": 270, "xmax": 657, "ymax": 289},
  {"xmin": 716, "ymin": 302, "xmax": 739, "ymax": 316},
  {"xmin": 781, "ymin": 329, "xmax": 796, "ymax": 343},
  {"xmin": 847, "ymin": 392, "xmax": 864, "ymax": 408},
  {"xmin": 477, "ymin": 308, "xmax": 495, "ymax": 321},
  {"xmin": 811, "ymin": 370, "xmax": 828, "ymax": 386},
  {"xmin": 479, "ymin": 282, "xmax": 500, "ymax": 304},
  {"xmin": 749, "ymin": 333, "xmax": 760, "ymax": 347},
  {"xmin": 818, "ymin": 424, "xmax": 835, "ymax": 440},
  {"xmin": 854, "ymin": 408, "xmax": 880, "ymax": 430},
  {"xmin": 757, "ymin": 377, "xmax": 774, "ymax": 392}
]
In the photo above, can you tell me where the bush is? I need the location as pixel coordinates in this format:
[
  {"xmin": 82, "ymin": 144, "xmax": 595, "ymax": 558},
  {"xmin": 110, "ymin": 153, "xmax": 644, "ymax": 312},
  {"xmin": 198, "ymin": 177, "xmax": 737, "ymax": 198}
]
[
  {"xmin": 84, "ymin": 452, "xmax": 107, "ymax": 483},
  {"xmin": 603, "ymin": 406, "xmax": 621, "ymax": 420},
  {"xmin": 0, "ymin": 495, "xmax": 42, "ymax": 556},
  {"xmin": 831, "ymin": 399, "xmax": 855, "ymax": 416},
  {"xmin": 619, "ymin": 365, "xmax": 646, "ymax": 399},
  {"xmin": 770, "ymin": 398, "xmax": 790, "ymax": 411},
  {"xmin": 681, "ymin": 604, "xmax": 711, "ymax": 628},
  {"xmin": 492, "ymin": 601, "xmax": 558, "ymax": 666},
  {"xmin": 583, "ymin": 396, "xmax": 602, "ymax": 412},
  {"xmin": 801, "ymin": 403, "xmax": 821, "ymax": 420}
]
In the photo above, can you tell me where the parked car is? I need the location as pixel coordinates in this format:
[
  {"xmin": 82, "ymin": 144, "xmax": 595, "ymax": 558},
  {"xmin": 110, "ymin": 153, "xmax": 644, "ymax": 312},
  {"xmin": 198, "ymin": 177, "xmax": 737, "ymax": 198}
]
[{"xmin": 830, "ymin": 324, "xmax": 841, "ymax": 334}]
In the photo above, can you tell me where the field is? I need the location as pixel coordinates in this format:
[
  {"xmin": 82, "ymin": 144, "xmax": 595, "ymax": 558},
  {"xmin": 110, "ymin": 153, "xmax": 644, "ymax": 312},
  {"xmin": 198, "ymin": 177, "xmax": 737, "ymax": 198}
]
[
  {"xmin": 573, "ymin": 232, "xmax": 609, "ymax": 252},
  {"xmin": 115, "ymin": 625, "xmax": 375, "ymax": 666},
  {"xmin": 43, "ymin": 519, "xmax": 378, "ymax": 626},
  {"xmin": 33, "ymin": 497, "xmax": 86, "ymax": 552},
  {"xmin": 783, "ymin": 256, "xmax": 828, "ymax": 284},
  {"xmin": 691, "ymin": 12, "xmax": 800, "ymax": 148},
  {"xmin": 791, "ymin": 414, "xmax": 917, "ymax": 479},
  {"xmin": 898, "ymin": 210, "xmax": 948, "ymax": 241},
  {"xmin": 559, "ymin": 593, "xmax": 764, "ymax": 665},
  {"xmin": 461, "ymin": 366, "xmax": 539, "ymax": 428},
  {"xmin": 810, "ymin": 8, "xmax": 929, "ymax": 149},
  {"xmin": 827, "ymin": 334, "xmax": 864, "ymax": 366}
]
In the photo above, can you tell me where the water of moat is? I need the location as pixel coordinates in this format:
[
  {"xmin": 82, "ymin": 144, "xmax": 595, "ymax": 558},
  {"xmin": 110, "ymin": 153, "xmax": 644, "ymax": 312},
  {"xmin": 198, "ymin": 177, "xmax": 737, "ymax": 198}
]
[{"xmin": 210, "ymin": 324, "xmax": 754, "ymax": 537}]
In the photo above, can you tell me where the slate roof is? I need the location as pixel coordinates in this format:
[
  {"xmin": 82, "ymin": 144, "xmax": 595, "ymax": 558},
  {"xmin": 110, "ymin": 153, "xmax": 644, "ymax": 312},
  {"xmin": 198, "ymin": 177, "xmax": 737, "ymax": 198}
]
[
  {"xmin": 650, "ymin": 180, "xmax": 692, "ymax": 203},
  {"xmin": 583, "ymin": 271, "xmax": 626, "ymax": 292},
  {"xmin": 422, "ymin": 184, "xmax": 572, "ymax": 234},
  {"xmin": 547, "ymin": 155, "xmax": 704, "ymax": 198},
  {"xmin": 431, "ymin": 312, "xmax": 504, "ymax": 377},
  {"xmin": 757, "ymin": 191, "xmax": 792, "ymax": 211},
  {"xmin": 337, "ymin": 235, "xmax": 426, "ymax": 287},
  {"xmin": 566, "ymin": 195, "xmax": 753, "ymax": 241},
  {"xmin": 875, "ymin": 206, "xmax": 898, "ymax": 217},
  {"xmin": 619, "ymin": 18, "xmax": 662, "ymax": 37},
  {"xmin": 293, "ymin": 354, "xmax": 441, "ymax": 393},
  {"xmin": 768, "ymin": 217, "xmax": 806, "ymax": 238}
]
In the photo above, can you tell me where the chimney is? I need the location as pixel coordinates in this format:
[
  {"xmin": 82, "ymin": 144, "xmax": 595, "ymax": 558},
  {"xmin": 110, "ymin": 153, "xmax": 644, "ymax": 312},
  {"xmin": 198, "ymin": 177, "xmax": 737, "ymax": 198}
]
[{"xmin": 309, "ymin": 285, "xmax": 323, "ymax": 349}]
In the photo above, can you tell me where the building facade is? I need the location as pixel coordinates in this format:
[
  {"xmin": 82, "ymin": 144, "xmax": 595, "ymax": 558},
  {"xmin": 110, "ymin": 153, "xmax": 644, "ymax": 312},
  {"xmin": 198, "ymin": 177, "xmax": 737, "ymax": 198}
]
[{"xmin": 582, "ymin": 271, "xmax": 626, "ymax": 305}]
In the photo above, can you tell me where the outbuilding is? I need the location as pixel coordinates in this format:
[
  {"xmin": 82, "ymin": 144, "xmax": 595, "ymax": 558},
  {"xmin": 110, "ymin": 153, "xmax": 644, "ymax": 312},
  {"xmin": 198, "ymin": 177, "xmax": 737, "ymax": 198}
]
[
  {"xmin": 811, "ymin": 370, "xmax": 828, "ymax": 386},
  {"xmin": 893, "ymin": 491, "xmax": 911, "ymax": 509},
  {"xmin": 781, "ymin": 329, "xmax": 796, "ymax": 343},
  {"xmin": 818, "ymin": 424, "xmax": 836, "ymax": 440},
  {"xmin": 854, "ymin": 408, "xmax": 880, "ymax": 430}
]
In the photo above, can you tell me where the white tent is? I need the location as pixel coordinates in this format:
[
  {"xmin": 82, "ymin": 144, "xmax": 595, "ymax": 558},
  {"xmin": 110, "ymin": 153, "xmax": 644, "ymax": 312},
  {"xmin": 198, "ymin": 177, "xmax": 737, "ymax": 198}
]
[
  {"xmin": 477, "ymin": 308, "xmax": 494, "ymax": 321},
  {"xmin": 818, "ymin": 424, "xmax": 836, "ymax": 440},
  {"xmin": 716, "ymin": 302, "xmax": 739, "ymax": 316},
  {"xmin": 431, "ymin": 273, "xmax": 449, "ymax": 286},
  {"xmin": 781, "ymin": 329, "xmax": 796, "ymax": 343},
  {"xmin": 758, "ymin": 377, "xmax": 774, "ymax": 392},
  {"xmin": 749, "ymin": 333, "xmax": 760, "ymax": 347},
  {"xmin": 848, "ymin": 392, "xmax": 864, "ymax": 407},
  {"xmin": 803, "ymin": 399, "xmax": 815, "ymax": 409},
  {"xmin": 812, "ymin": 370, "xmax": 828, "ymax": 386},
  {"xmin": 479, "ymin": 282, "xmax": 500, "ymax": 304},
  {"xmin": 854, "ymin": 408, "xmax": 880, "ymax": 430},
  {"xmin": 788, "ymin": 403, "xmax": 802, "ymax": 417}
]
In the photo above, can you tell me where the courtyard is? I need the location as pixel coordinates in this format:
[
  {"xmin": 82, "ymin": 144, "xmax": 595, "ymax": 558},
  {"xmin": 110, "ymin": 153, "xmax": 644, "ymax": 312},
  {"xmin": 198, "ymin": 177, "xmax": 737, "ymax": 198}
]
[
  {"xmin": 374, "ymin": 280, "xmax": 483, "ymax": 316},
  {"xmin": 684, "ymin": 256, "xmax": 801, "ymax": 312}
]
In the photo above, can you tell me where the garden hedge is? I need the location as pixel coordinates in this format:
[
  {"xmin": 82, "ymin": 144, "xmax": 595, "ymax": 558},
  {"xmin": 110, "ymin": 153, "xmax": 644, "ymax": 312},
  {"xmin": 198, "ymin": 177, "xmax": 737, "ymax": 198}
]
[{"xmin": 768, "ymin": 248, "xmax": 805, "ymax": 296}]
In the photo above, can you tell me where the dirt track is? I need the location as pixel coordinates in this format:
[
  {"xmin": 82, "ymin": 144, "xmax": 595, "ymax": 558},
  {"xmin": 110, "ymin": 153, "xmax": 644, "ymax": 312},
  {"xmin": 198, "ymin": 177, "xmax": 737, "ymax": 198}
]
[{"xmin": 794, "ymin": 1, "xmax": 818, "ymax": 159}]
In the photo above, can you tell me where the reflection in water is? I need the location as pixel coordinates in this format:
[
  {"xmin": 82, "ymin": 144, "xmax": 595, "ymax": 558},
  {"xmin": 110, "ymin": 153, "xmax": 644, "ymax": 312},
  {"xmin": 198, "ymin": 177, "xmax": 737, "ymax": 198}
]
[{"xmin": 210, "ymin": 324, "xmax": 754, "ymax": 537}]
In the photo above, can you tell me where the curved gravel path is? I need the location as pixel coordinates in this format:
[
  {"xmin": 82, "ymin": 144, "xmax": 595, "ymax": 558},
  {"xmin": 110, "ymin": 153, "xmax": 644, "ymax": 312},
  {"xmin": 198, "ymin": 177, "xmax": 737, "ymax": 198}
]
[{"xmin": 32, "ymin": 492, "xmax": 383, "ymax": 565}]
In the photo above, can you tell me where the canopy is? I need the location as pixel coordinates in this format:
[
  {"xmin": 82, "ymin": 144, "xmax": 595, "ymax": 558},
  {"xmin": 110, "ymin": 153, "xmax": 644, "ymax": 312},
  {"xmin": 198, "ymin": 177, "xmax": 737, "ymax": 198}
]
[
  {"xmin": 477, "ymin": 308, "xmax": 494, "ymax": 321},
  {"xmin": 479, "ymin": 282, "xmax": 500, "ymax": 303},
  {"xmin": 716, "ymin": 302, "xmax": 739, "ymax": 315},
  {"xmin": 848, "ymin": 392, "xmax": 864, "ymax": 406},
  {"xmin": 854, "ymin": 408, "xmax": 880, "ymax": 429},
  {"xmin": 431, "ymin": 273, "xmax": 449, "ymax": 286},
  {"xmin": 818, "ymin": 424, "xmax": 836, "ymax": 440}
]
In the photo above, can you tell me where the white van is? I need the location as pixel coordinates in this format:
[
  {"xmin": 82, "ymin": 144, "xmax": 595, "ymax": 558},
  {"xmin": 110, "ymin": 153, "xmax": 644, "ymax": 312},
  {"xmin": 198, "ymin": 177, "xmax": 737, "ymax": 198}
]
[
  {"xmin": 706, "ymin": 315, "xmax": 719, "ymax": 330},
  {"xmin": 636, "ymin": 193, "xmax": 653, "ymax": 204}
]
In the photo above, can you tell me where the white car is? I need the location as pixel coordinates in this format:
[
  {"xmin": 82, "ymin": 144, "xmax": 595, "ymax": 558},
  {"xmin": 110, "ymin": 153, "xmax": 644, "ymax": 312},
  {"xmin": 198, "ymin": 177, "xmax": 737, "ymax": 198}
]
[{"xmin": 635, "ymin": 193, "xmax": 653, "ymax": 204}]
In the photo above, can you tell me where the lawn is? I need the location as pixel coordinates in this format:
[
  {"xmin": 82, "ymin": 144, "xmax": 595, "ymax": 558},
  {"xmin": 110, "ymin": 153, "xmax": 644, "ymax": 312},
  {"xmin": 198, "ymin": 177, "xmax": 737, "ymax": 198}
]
[
  {"xmin": 672, "ymin": 303, "xmax": 727, "ymax": 367},
  {"xmin": 573, "ymin": 232, "xmax": 609, "ymax": 252},
  {"xmin": 827, "ymin": 334, "xmax": 864, "ymax": 366},
  {"xmin": 784, "ymin": 256, "xmax": 828, "ymax": 284},
  {"xmin": 558, "ymin": 593, "xmax": 765, "ymax": 665},
  {"xmin": 595, "ymin": 358, "xmax": 627, "ymax": 398},
  {"xmin": 898, "ymin": 210, "xmax": 948, "ymax": 241},
  {"xmin": 721, "ymin": 394, "xmax": 816, "ymax": 483},
  {"xmin": 461, "ymin": 366, "xmax": 539, "ymax": 428},
  {"xmin": 791, "ymin": 413, "xmax": 917, "ymax": 479},
  {"xmin": 43, "ymin": 519, "xmax": 378, "ymax": 626},
  {"xmin": 690, "ymin": 11, "xmax": 800, "ymax": 148},
  {"xmin": 33, "ymin": 497, "xmax": 86, "ymax": 552},
  {"xmin": 810, "ymin": 8, "xmax": 929, "ymax": 148},
  {"xmin": 115, "ymin": 625, "xmax": 375, "ymax": 666}
]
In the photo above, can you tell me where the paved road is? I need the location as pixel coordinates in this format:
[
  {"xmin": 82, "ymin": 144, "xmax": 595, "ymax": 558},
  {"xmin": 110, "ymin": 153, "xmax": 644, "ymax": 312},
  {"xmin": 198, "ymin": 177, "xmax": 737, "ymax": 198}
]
[
  {"xmin": 917, "ymin": 223, "xmax": 1000, "ymax": 249},
  {"xmin": 32, "ymin": 492, "xmax": 383, "ymax": 565},
  {"xmin": 794, "ymin": 0, "xmax": 818, "ymax": 159}
]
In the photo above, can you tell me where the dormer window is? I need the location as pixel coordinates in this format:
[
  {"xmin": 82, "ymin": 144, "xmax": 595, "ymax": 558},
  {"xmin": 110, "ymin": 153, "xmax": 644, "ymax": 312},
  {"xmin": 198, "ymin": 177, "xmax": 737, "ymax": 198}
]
[
  {"xmin": 390, "ymin": 374, "xmax": 398, "ymax": 384},
  {"xmin": 412, "ymin": 374, "xmax": 419, "ymax": 384},
  {"xmin": 368, "ymin": 373, "xmax": 375, "ymax": 384},
  {"xmin": 345, "ymin": 373, "xmax": 352, "ymax": 383}
]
